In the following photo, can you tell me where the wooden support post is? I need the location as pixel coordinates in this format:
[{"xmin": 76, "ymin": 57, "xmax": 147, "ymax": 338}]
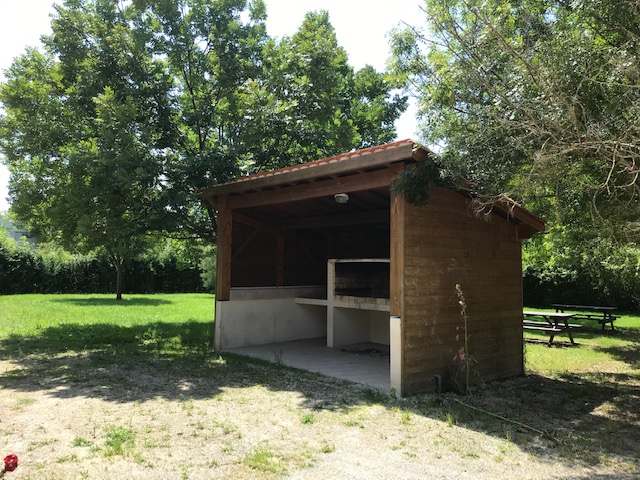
[
  {"xmin": 216, "ymin": 195, "xmax": 232, "ymax": 301},
  {"xmin": 390, "ymin": 194, "xmax": 405, "ymax": 317},
  {"xmin": 276, "ymin": 234, "xmax": 285, "ymax": 286}
]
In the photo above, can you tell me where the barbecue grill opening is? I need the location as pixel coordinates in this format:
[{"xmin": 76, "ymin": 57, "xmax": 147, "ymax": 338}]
[{"xmin": 333, "ymin": 259, "xmax": 390, "ymax": 299}]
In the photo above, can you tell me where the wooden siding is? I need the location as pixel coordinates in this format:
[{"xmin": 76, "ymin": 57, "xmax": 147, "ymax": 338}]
[{"xmin": 400, "ymin": 187, "xmax": 524, "ymax": 395}]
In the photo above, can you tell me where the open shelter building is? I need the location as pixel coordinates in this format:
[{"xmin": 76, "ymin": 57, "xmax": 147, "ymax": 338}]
[{"xmin": 198, "ymin": 139, "xmax": 545, "ymax": 396}]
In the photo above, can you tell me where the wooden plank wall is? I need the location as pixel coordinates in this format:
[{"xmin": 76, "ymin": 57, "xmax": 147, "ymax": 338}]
[
  {"xmin": 231, "ymin": 222, "xmax": 390, "ymax": 289},
  {"xmin": 329, "ymin": 231, "xmax": 390, "ymax": 260},
  {"xmin": 400, "ymin": 187, "xmax": 524, "ymax": 395},
  {"xmin": 231, "ymin": 222, "xmax": 329, "ymax": 287}
]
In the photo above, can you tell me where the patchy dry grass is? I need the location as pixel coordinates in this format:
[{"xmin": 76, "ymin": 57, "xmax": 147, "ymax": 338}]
[{"xmin": 0, "ymin": 295, "xmax": 638, "ymax": 479}]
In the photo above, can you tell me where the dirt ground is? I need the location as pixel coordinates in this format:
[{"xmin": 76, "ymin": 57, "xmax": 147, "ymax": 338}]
[{"xmin": 0, "ymin": 351, "xmax": 639, "ymax": 479}]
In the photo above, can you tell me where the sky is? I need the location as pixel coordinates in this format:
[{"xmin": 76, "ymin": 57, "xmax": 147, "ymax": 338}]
[{"xmin": 0, "ymin": 0, "xmax": 424, "ymax": 212}]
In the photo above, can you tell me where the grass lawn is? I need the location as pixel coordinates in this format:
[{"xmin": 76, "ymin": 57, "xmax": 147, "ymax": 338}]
[
  {"xmin": 1, "ymin": 293, "xmax": 214, "ymax": 325},
  {"xmin": 524, "ymin": 310, "xmax": 640, "ymax": 375},
  {"xmin": 0, "ymin": 294, "xmax": 638, "ymax": 479},
  {"xmin": 0, "ymin": 293, "xmax": 214, "ymax": 351}
]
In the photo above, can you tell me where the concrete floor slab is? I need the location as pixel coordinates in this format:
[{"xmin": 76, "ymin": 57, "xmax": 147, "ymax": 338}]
[{"xmin": 226, "ymin": 337, "xmax": 391, "ymax": 391}]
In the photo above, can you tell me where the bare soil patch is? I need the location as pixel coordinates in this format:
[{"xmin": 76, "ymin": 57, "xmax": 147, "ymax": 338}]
[{"xmin": 1, "ymin": 349, "xmax": 638, "ymax": 479}]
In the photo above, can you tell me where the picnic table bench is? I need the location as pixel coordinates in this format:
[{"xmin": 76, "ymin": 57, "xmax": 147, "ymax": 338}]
[
  {"xmin": 551, "ymin": 304, "xmax": 618, "ymax": 330},
  {"xmin": 523, "ymin": 311, "xmax": 581, "ymax": 346}
]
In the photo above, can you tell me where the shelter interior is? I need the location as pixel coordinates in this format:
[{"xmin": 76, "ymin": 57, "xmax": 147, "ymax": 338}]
[
  {"xmin": 218, "ymin": 181, "xmax": 397, "ymax": 353},
  {"xmin": 231, "ymin": 185, "xmax": 392, "ymax": 289}
]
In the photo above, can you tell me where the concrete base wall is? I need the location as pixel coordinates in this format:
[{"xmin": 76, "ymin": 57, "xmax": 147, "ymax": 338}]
[
  {"xmin": 330, "ymin": 309, "xmax": 390, "ymax": 347},
  {"xmin": 215, "ymin": 286, "xmax": 326, "ymax": 350},
  {"xmin": 370, "ymin": 313, "xmax": 391, "ymax": 345}
]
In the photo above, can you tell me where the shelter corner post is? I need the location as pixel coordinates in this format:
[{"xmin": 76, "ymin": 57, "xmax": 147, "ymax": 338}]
[{"xmin": 390, "ymin": 190, "xmax": 406, "ymax": 395}]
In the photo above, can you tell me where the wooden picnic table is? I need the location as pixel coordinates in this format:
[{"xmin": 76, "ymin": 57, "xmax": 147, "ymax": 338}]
[
  {"xmin": 523, "ymin": 311, "xmax": 579, "ymax": 346},
  {"xmin": 551, "ymin": 304, "xmax": 618, "ymax": 330}
]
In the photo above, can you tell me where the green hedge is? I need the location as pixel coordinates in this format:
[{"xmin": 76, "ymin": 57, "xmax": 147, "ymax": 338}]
[
  {"xmin": 0, "ymin": 238, "xmax": 207, "ymax": 295},
  {"xmin": 523, "ymin": 243, "xmax": 640, "ymax": 312}
]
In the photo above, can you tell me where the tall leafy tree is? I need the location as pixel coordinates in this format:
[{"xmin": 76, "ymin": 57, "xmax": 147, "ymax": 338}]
[
  {"xmin": 351, "ymin": 65, "xmax": 408, "ymax": 149},
  {"xmin": 0, "ymin": 1, "xmax": 407, "ymax": 297},
  {"xmin": 239, "ymin": 11, "xmax": 408, "ymax": 171},
  {"xmin": 390, "ymin": 0, "xmax": 640, "ymax": 242},
  {"xmin": 133, "ymin": 0, "xmax": 269, "ymax": 238},
  {"xmin": 1, "ymin": 0, "xmax": 172, "ymax": 298}
]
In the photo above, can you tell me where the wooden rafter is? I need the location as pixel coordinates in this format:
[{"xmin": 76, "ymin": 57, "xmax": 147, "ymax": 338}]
[
  {"xmin": 279, "ymin": 209, "xmax": 389, "ymax": 230},
  {"xmin": 227, "ymin": 169, "xmax": 397, "ymax": 210}
]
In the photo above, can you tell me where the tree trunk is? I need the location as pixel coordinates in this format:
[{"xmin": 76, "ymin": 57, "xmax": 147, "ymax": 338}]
[{"xmin": 112, "ymin": 255, "xmax": 125, "ymax": 301}]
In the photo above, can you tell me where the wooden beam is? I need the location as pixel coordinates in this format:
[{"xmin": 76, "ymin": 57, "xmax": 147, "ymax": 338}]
[
  {"xmin": 509, "ymin": 206, "xmax": 546, "ymax": 234},
  {"xmin": 279, "ymin": 209, "xmax": 389, "ymax": 230},
  {"xmin": 215, "ymin": 196, "xmax": 232, "ymax": 301},
  {"xmin": 235, "ymin": 211, "xmax": 325, "ymax": 247},
  {"xmin": 227, "ymin": 169, "xmax": 397, "ymax": 210},
  {"xmin": 516, "ymin": 223, "xmax": 538, "ymax": 241},
  {"xmin": 234, "ymin": 212, "xmax": 282, "ymax": 236},
  {"xmin": 200, "ymin": 142, "xmax": 417, "ymax": 197},
  {"xmin": 484, "ymin": 198, "xmax": 545, "ymax": 234},
  {"xmin": 232, "ymin": 228, "xmax": 260, "ymax": 261},
  {"xmin": 412, "ymin": 145, "xmax": 431, "ymax": 161}
]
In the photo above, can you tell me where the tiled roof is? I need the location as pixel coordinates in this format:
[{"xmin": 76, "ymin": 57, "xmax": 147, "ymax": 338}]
[{"xmin": 225, "ymin": 138, "xmax": 417, "ymax": 186}]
